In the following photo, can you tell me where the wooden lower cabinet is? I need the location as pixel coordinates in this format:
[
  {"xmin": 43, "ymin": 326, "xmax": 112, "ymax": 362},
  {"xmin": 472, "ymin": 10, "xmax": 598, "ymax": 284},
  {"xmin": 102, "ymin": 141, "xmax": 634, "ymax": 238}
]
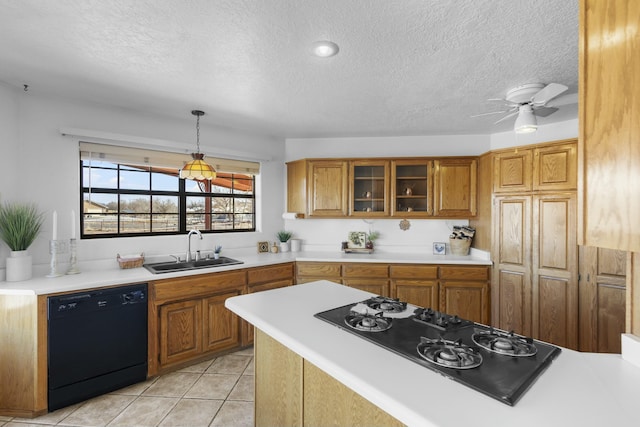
[
  {"xmin": 156, "ymin": 286, "xmax": 243, "ymax": 372},
  {"xmin": 244, "ymin": 263, "xmax": 295, "ymax": 345},
  {"xmin": 204, "ymin": 292, "xmax": 241, "ymax": 352},
  {"xmin": 579, "ymin": 246, "xmax": 627, "ymax": 353},
  {"xmin": 390, "ymin": 264, "xmax": 438, "ymax": 308},
  {"xmin": 296, "ymin": 262, "xmax": 490, "ymax": 322},
  {"xmin": 439, "ymin": 266, "xmax": 490, "ymax": 324},
  {"xmin": 255, "ymin": 329, "xmax": 403, "ymax": 427},
  {"xmin": 159, "ymin": 299, "xmax": 203, "ymax": 367},
  {"xmin": 493, "ymin": 193, "xmax": 579, "ymax": 349},
  {"xmin": 296, "ymin": 261, "xmax": 342, "ymax": 284},
  {"xmin": 390, "ymin": 264, "xmax": 489, "ymax": 323},
  {"xmin": 532, "ymin": 193, "xmax": 578, "ymax": 349},
  {"xmin": 0, "ymin": 294, "xmax": 47, "ymax": 418},
  {"xmin": 151, "ymin": 270, "xmax": 246, "ymax": 374}
]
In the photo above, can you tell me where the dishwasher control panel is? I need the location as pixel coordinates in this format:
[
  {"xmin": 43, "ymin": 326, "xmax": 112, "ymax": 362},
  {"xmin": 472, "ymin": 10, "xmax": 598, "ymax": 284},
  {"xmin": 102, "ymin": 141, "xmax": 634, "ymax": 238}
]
[{"xmin": 48, "ymin": 283, "xmax": 148, "ymax": 319}]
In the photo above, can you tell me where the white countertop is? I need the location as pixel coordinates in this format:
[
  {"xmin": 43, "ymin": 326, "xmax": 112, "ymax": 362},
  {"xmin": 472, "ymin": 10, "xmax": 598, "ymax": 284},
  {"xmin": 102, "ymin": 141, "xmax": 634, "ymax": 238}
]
[
  {"xmin": 0, "ymin": 250, "xmax": 490, "ymax": 296},
  {"xmin": 225, "ymin": 281, "xmax": 640, "ymax": 427}
]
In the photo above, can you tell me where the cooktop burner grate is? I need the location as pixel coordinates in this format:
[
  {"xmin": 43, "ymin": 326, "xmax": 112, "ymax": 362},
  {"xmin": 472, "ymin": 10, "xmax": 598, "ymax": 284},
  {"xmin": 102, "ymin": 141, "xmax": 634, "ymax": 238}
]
[
  {"xmin": 364, "ymin": 296, "xmax": 407, "ymax": 313},
  {"xmin": 344, "ymin": 311, "xmax": 392, "ymax": 332},
  {"xmin": 472, "ymin": 329, "xmax": 537, "ymax": 357},
  {"xmin": 417, "ymin": 337, "xmax": 483, "ymax": 369}
]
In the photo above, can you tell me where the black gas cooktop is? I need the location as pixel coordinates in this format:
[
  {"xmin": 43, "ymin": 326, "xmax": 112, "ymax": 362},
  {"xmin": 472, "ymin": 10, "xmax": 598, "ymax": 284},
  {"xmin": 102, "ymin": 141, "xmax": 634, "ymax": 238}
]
[{"xmin": 314, "ymin": 297, "xmax": 561, "ymax": 406}]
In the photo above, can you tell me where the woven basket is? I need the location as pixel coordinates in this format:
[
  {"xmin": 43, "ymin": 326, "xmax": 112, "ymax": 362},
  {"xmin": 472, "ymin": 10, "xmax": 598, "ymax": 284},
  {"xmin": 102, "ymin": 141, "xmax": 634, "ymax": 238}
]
[
  {"xmin": 117, "ymin": 253, "xmax": 145, "ymax": 269},
  {"xmin": 449, "ymin": 238, "xmax": 471, "ymax": 256}
]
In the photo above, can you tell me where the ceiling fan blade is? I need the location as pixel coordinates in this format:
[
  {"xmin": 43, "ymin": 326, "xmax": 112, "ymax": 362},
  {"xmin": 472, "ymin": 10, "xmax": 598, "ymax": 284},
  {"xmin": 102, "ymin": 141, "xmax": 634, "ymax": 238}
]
[
  {"xmin": 471, "ymin": 110, "xmax": 510, "ymax": 118},
  {"xmin": 531, "ymin": 83, "xmax": 568, "ymax": 106},
  {"xmin": 545, "ymin": 92, "xmax": 578, "ymax": 107},
  {"xmin": 532, "ymin": 106, "xmax": 559, "ymax": 117},
  {"xmin": 494, "ymin": 110, "xmax": 519, "ymax": 124}
]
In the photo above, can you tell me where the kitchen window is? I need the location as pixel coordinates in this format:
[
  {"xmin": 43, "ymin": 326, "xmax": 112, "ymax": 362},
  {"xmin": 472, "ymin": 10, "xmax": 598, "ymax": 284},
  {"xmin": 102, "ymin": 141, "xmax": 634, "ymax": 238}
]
[{"xmin": 80, "ymin": 142, "xmax": 258, "ymax": 238}]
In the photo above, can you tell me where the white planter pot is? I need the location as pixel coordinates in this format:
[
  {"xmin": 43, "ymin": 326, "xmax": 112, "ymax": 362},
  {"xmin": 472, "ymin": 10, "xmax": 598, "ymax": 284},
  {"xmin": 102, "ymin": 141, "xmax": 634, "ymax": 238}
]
[
  {"xmin": 280, "ymin": 241, "xmax": 290, "ymax": 253},
  {"xmin": 290, "ymin": 239, "xmax": 301, "ymax": 252},
  {"xmin": 6, "ymin": 250, "xmax": 33, "ymax": 282}
]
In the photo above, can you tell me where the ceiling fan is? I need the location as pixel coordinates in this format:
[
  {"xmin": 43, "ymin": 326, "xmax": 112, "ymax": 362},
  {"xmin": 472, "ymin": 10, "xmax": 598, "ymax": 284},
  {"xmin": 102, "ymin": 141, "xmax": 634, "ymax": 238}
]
[{"xmin": 473, "ymin": 83, "xmax": 577, "ymax": 134}]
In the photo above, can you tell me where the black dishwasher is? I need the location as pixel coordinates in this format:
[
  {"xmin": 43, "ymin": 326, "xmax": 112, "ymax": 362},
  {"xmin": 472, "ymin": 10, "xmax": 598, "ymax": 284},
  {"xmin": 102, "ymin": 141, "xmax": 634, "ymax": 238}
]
[{"xmin": 47, "ymin": 283, "xmax": 148, "ymax": 411}]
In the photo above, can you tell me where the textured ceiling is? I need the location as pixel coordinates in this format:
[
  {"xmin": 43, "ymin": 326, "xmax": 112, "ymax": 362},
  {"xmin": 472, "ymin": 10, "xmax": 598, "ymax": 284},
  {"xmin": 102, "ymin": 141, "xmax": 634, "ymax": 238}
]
[{"xmin": 0, "ymin": 0, "xmax": 578, "ymax": 138}]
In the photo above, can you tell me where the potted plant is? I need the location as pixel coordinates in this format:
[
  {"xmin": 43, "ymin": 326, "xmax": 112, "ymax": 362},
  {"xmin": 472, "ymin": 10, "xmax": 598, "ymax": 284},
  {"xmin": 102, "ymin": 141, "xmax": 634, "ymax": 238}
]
[
  {"xmin": 214, "ymin": 245, "xmax": 222, "ymax": 259},
  {"xmin": 0, "ymin": 202, "xmax": 44, "ymax": 281},
  {"xmin": 276, "ymin": 230, "xmax": 293, "ymax": 253},
  {"xmin": 366, "ymin": 231, "xmax": 380, "ymax": 250}
]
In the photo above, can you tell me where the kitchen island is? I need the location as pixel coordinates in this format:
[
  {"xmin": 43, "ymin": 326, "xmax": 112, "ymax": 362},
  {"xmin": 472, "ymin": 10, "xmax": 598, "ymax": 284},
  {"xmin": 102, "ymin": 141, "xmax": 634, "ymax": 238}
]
[{"xmin": 225, "ymin": 280, "xmax": 640, "ymax": 427}]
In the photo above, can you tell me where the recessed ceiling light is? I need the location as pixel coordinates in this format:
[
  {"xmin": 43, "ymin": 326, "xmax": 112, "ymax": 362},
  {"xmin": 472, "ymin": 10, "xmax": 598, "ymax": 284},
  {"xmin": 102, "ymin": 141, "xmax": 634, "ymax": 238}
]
[{"xmin": 311, "ymin": 40, "xmax": 339, "ymax": 58}]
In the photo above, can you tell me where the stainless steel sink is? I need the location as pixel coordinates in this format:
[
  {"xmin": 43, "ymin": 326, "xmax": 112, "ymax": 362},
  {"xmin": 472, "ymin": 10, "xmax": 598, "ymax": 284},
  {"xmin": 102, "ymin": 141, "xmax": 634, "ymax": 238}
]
[{"xmin": 143, "ymin": 256, "xmax": 243, "ymax": 274}]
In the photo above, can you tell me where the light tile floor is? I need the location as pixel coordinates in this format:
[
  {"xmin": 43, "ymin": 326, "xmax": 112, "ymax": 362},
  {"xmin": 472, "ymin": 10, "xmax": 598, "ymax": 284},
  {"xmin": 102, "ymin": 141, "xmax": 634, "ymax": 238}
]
[{"xmin": 0, "ymin": 347, "xmax": 254, "ymax": 427}]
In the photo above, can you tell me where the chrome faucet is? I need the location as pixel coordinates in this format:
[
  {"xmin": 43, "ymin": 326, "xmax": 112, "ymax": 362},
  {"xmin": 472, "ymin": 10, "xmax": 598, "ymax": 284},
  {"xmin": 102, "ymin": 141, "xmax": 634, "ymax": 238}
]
[{"xmin": 186, "ymin": 229, "xmax": 202, "ymax": 262}]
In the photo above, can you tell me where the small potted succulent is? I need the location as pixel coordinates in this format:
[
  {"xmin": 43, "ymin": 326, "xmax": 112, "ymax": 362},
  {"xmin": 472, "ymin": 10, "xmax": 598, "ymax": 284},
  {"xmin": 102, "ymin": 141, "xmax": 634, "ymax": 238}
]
[
  {"xmin": 276, "ymin": 230, "xmax": 293, "ymax": 253},
  {"xmin": 0, "ymin": 202, "xmax": 44, "ymax": 281}
]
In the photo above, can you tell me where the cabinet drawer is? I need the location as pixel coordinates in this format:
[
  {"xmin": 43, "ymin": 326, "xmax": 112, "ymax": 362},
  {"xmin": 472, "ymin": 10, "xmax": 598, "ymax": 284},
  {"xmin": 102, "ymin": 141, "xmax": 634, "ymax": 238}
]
[
  {"xmin": 343, "ymin": 263, "xmax": 389, "ymax": 278},
  {"xmin": 439, "ymin": 266, "xmax": 489, "ymax": 281},
  {"xmin": 153, "ymin": 270, "xmax": 247, "ymax": 303},
  {"xmin": 389, "ymin": 264, "xmax": 438, "ymax": 279},
  {"xmin": 247, "ymin": 263, "xmax": 294, "ymax": 285},
  {"xmin": 343, "ymin": 278, "xmax": 390, "ymax": 297},
  {"xmin": 296, "ymin": 262, "xmax": 341, "ymax": 277}
]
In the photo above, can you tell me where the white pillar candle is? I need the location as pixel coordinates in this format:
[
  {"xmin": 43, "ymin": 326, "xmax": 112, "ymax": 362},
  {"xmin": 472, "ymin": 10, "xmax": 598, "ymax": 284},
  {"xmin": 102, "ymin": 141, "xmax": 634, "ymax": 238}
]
[
  {"xmin": 70, "ymin": 210, "xmax": 76, "ymax": 239},
  {"xmin": 52, "ymin": 210, "xmax": 58, "ymax": 240}
]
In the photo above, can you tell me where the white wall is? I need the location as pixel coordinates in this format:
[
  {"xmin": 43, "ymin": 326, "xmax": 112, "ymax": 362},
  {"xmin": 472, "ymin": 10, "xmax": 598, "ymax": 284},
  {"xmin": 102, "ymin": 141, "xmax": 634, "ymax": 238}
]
[
  {"xmin": 0, "ymin": 87, "xmax": 285, "ymax": 274},
  {"xmin": 0, "ymin": 83, "xmax": 19, "ymax": 202},
  {"xmin": 285, "ymin": 134, "xmax": 491, "ymax": 162},
  {"xmin": 490, "ymin": 119, "xmax": 578, "ymax": 150}
]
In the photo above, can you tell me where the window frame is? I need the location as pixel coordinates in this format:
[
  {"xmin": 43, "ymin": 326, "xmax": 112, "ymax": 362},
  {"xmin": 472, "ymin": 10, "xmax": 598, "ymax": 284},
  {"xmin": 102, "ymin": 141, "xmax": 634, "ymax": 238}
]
[{"xmin": 80, "ymin": 160, "xmax": 256, "ymax": 239}]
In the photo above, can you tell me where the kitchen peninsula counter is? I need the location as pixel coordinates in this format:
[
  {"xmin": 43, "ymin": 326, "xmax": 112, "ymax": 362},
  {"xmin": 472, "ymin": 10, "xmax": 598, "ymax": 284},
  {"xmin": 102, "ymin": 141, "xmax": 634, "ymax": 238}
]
[
  {"xmin": 225, "ymin": 280, "xmax": 640, "ymax": 427},
  {"xmin": 0, "ymin": 249, "xmax": 490, "ymax": 295}
]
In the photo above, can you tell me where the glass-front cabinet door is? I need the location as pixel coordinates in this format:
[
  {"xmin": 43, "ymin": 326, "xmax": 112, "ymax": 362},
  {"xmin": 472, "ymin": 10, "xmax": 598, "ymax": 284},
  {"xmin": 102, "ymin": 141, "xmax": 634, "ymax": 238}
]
[
  {"xmin": 391, "ymin": 160, "xmax": 433, "ymax": 216},
  {"xmin": 349, "ymin": 160, "xmax": 389, "ymax": 216}
]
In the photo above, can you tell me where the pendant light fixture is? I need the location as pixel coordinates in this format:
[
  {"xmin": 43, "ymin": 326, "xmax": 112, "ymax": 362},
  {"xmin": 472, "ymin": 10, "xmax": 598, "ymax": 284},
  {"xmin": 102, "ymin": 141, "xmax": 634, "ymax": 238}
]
[{"xmin": 180, "ymin": 110, "xmax": 216, "ymax": 180}]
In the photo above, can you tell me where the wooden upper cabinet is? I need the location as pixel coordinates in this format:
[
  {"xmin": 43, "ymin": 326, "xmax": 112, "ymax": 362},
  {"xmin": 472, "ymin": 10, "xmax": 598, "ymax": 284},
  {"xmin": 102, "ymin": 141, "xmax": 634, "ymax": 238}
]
[
  {"xmin": 391, "ymin": 159, "xmax": 433, "ymax": 217},
  {"xmin": 533, "ymin": 142, "xmax": 577, "ymax": 191},
  {"xmin": 349, "ymin": 160, "xmax": 389, "ymax": 216},
  {"xmin": 579, "ymin": 0, "xmax": 640, "ymax": 252},
  {"xmin": 286, "ymin": 159, "xmax": 307, "ymax": 215},
  {"xmin": 493, "ymin": 149, "xmax": 533, "ymax": 193},
  {"xmin": 287, "ymin": 157, "xmax": 478, "ymax": 219},
  {"xmin": 433, "ymin": 158, "xmax": 477, "ymax": 217},
  {"xmin": 493, "ymin": 140, "xmax": 577, "ymax": 194},
  {"xmin": 308, "ymin": 160, "xmax": 349, "ymax": 217}
]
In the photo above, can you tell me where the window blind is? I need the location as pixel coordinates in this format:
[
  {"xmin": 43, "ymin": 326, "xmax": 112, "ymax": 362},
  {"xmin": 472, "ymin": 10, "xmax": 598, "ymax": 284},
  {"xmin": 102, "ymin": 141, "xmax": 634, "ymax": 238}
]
[{"xmin": 79, "ymin": 142, "xmax": 260, "ymax": 175}]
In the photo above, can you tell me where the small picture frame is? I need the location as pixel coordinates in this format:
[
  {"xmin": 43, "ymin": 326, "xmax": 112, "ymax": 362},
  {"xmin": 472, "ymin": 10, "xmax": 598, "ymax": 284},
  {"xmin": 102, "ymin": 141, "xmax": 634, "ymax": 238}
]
[
  {"xmin": 347, "ymin": 231, "xmax": 367, "ymax": 249},
  {"xmin": 433, "ymin": 242, "xmax": 446, "ymax": 255},
  {"xmin": 257, "ymin": 241, "xmax": 270, "ymax": 253}
]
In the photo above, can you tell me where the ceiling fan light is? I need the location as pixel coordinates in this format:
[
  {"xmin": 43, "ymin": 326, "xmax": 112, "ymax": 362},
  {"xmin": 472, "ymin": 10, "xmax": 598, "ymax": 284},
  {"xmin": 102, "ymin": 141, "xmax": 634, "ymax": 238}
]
[{"xmin": 514, "ymin": 105, "xmax": 538, "ymax": 134}]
